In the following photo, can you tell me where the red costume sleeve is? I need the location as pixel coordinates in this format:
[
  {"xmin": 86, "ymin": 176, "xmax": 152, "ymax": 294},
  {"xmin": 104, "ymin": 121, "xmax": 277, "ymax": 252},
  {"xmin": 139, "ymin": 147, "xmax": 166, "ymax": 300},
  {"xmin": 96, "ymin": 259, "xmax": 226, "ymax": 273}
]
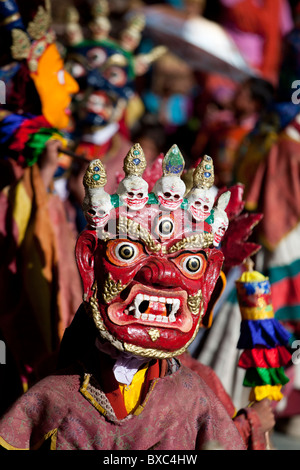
[
  {"xmin": 234, "ymin": 407, "xmax": 267, "ymax": 450},
  {"xmin": 179, "ymin": 352, "xmax": 267, "ymax": 449}
]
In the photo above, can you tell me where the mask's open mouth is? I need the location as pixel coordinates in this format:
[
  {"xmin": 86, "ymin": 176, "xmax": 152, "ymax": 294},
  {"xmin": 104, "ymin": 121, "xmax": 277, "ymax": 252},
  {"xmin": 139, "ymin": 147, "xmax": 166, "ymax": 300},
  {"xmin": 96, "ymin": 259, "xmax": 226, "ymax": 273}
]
[
  {"xmin": 89, "ymin": 213, "xmax": 110, "ymax": 227},
  {"xmin": 158, "ymin": 195, "xmax": 182, "ymax": 210},
  {"xmin": 124, "ymin": 196, "xmax": 149, "ymax": 208},
  {"xmin": 189, "ymin": 205, "xmax": 208, "ymax": 221},
  {"xmin": 125, "ymin": 293, "xmax": 180, "ymax": 323},
  {"xmin": 107, "ymin": 284, "xmax": 193, "ymax": 332}
]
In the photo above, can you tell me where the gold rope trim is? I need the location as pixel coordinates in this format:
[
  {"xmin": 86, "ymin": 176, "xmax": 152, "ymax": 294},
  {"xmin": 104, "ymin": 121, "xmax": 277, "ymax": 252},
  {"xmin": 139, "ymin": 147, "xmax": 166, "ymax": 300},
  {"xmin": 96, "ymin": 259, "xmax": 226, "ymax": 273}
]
[
  {"xmin": 0, "ymin": 435, "xmax": 28, "ymax": 450},
  {"xmin": 31, "ymin": 428, "xmax": 58, "ymax": 450},
  {"xmin": 80, "ymin": 373, "xmax": 107, "ymax": 417},
  {"xmin": 123, "ymin": 313, "xmax": 201, "ymax": 359},
  {"xmin": 168, "ymin": 233, "xmax": 214, "ymax": 253},
  {"xmin": 118, "ymin": 216, "xmax": 161, "ymax": 253},
  {"xmin": 134, "ymin": 380, "xmax": 158, "ymax": 416}
]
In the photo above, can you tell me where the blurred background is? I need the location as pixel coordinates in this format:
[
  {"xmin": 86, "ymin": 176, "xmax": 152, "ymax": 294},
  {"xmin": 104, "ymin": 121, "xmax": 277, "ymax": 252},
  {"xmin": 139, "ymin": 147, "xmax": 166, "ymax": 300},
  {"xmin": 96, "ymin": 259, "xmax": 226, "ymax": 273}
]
[{"xmin": 1, "ymin": 0, "xmax": 300, "ymax": 450}]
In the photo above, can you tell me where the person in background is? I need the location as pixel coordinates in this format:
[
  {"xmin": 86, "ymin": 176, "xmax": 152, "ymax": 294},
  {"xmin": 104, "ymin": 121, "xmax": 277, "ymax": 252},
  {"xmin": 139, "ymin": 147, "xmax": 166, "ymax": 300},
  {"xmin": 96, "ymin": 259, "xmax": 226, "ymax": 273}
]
[{"xmin": 192, "ymin": 77, "xmax": 274, "ymax": 187}]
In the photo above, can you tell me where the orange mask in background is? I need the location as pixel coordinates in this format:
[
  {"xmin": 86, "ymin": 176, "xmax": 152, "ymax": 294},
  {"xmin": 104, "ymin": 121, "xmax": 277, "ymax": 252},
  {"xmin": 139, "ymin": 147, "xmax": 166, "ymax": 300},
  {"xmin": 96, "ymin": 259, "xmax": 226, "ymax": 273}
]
[{"xmin": 30, "ymin": 43, "xmax": 79, "ymax": 130}]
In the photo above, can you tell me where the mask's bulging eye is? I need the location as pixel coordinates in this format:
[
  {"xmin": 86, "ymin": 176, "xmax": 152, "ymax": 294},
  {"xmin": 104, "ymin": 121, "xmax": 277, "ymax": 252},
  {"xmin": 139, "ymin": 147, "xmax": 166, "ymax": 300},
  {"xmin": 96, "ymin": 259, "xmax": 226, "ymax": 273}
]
[
  {"xmin": 184, "ymin": 256, "xmax": 201, "ymax": 273},
  {"xmin": 158, "ymin": 218, "xmax": 174, "ymax": 236},
  {"xmin": 106, "ymin": 239, "xmax": 145, "ymax": 266},
  {"xmin": 117, "ymin": 243, "xmax": 136, "ymax": 260},
  {"xmin": 87, "ymin": 47, "xmax": 107, "ymax": 67},
  {"xmin": 103, "ymin": 66, "xmax": 127, "ymax": 87},
  {"xmin": 172, "ymin": 252, "xmax": 207, "ymax": 279}
]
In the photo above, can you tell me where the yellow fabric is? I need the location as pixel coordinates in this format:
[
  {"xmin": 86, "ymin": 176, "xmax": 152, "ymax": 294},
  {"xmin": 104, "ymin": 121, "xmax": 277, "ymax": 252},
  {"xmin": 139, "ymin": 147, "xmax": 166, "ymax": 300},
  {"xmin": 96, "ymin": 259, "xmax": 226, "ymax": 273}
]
[
  {"xmin": 119, "ymin": 365, "xmax": 148, "ymax": 414},
  {"xmin": 239, "ymin": 270, "xmax": 267, "ymax": 282},
  {"xmin": 249, "ymin": 384, "xmax": 283, "ymax": 402},
  {"xmin": 49, "ymin": 134, "xmax": 71, "ymax": 170},
  {"xmin": 240, "ymin": 305, "xmax": 274, "ymax": 320},
  {"xmin": 49, "ymin": 133, "xmax": 68, "ymax": 148},
  {"xmin": 13, "ymin": 182, "xmax": 32, "ymax": 245},
  {"xmin": 0, "ymin": 435, "xmax": 28, "ymax": 450}
]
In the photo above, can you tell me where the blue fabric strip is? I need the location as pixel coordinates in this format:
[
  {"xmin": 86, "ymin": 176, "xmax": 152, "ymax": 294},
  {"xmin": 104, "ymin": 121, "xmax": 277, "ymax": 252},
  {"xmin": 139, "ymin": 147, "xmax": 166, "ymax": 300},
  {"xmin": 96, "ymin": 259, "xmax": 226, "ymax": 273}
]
[
  {"xmin": 237, "ymin": 319, "xmax": 291, "ymax": 349},
  {"xmin": 0, "ymin": 113, "xmax": 26, "ymax": 144}
]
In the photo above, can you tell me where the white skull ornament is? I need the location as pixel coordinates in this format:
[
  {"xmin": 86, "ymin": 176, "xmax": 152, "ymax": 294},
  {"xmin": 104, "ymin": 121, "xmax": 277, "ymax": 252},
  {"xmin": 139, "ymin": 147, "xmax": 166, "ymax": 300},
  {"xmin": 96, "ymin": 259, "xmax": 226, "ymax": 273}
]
[
  {"xmin": 117, "ymin": 143, "xmax": 149, "ymax": 211},
  {"xmin": 82, "ymin": 189, "xmax": 113, "ymax": 228},
  {"xmin": 117, "ymin": 175, "xmax": 149, "ymax": 211},
  {"xmin": 153, "ymin": 144, "xmax": 186, "ymax": 211},
  {"xmin": 211, "ymin": 191, "xmax": 231, "ymax": 247},
  {"xmin": 187, "ymin": 155, "xmax": 215, "ymax": 222},
  {"xmin": 187, "ymin": 188, "xmax": 215, "ymax": 221},
  {"xmin": 82, "ymin": 159, "xmax": 113, "ymax": 228}
]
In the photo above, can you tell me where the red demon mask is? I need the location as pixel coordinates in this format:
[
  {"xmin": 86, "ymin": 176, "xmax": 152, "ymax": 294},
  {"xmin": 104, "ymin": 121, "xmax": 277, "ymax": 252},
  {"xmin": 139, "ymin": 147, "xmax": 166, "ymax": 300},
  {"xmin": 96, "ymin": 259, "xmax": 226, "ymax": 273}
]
[{"xmin": 76, "ymin": 144, "xmax": 228, "ymax": 358}]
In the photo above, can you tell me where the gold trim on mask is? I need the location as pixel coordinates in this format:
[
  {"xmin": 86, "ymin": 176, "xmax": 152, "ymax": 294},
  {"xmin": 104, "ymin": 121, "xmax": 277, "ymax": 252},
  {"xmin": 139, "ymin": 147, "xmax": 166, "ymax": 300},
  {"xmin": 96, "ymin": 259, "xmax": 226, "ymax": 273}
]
[
  {"xmin": 85, "ymin": 280, "xmax": 204, "ymax": 360},
  {"xmin": 192, "ymin": 155, "xmax": 214, "ymax": 190},
  {"xmin": 103, "ymin": 273, "xmax": 127, "ymax": 304},
  {"xmin": 148, "ymin": 328, "xmax": 160, "ymax": 342},
  {"xmin": 117, "ymin": 216, "xmax": 161, "ymax": 253},
  {"xmin": 123, "ymin": 312, "xmax": 203, "ymax": 359},
  {"xmin": 187, "ymin": 290, "xmax": 203, "ymax": 315},
  {"xmin": 11, "ymin": 29, "xmax": 31, "ymax": 60},
  {"xmin": 83, "ymin": 159, "xmax": 107, "ymax": 189},
  {"xmin": 168, "ymin": 233, "xmax": 214, "ymax": 253},
  {"xmin": 27, "ymin": 0, "xmax": 52, "ymax": 40},
  {"xmin": 123, "ymin": 143, "xmax": 147, "ymax": 177}
]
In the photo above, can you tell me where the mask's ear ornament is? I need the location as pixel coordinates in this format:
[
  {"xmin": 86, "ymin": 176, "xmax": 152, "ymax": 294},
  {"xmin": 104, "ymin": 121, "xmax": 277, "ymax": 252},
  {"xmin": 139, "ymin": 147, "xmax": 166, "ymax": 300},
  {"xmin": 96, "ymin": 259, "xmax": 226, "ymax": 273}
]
[
  {"xmin": 187, "ymin": 155, "xmax": 216, "ymax": 222},
  {"xmin": 211, "ymin": 191, "xmax": 231, "ymax": 247},
  {"xmin": 153, "ymin": 144, "xmax": 186, "ymax": 211},
  {"xmin": 117, "ymin": 143, "xmax": 149, "ymax": 211},
  {"xmin": 82, "ymin": 159, "xmax": 113, "ymax": 229}
]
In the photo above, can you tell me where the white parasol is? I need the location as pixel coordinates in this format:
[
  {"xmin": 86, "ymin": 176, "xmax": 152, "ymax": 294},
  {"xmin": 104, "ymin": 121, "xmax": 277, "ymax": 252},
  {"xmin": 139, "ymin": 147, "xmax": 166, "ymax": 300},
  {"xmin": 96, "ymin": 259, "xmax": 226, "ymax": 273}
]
[{"xmin": 135, "ymin": 5, "xmax": 257, "ymax": 82}]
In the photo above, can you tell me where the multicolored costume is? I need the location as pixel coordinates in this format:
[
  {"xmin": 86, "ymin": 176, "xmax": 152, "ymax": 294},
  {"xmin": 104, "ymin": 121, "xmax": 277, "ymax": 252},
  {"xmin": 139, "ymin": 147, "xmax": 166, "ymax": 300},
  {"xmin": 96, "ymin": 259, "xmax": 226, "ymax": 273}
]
[
  {"xmin": 0, "ymin": 144, "xmax": 248, "ymax": 450},
  {"xmin": 0, "ymin": 0, "xmax": 82, "ymax": 398},
  {"xmin": 0, "ymin": 0, "xmax": 79, "ymax": 179}
]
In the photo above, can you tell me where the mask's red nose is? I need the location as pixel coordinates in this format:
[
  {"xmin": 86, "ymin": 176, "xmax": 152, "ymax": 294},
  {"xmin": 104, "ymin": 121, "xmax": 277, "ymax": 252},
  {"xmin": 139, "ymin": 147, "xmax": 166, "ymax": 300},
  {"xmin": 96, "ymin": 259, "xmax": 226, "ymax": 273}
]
[{"xmin": 135, "ymin": 258, "xmax": 182, "ymax": 289}]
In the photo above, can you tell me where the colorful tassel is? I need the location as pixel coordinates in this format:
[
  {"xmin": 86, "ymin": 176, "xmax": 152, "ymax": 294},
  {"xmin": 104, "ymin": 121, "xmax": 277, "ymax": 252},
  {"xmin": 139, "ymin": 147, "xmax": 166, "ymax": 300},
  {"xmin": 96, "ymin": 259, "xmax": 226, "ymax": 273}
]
[
  {"xmin": 236, "ymin": 261, "xmax": 292, "ymax": 402},
  {"xmin": 243, "ymin": 367, "xmax": 289, "ymax": 387},
  {"xmin": 249, "ymin": 385, "xmax": 284, "ymax": 402},
  {"xmin": 238, "ymin": 346, "xmax": 291, "ymax": 369}
]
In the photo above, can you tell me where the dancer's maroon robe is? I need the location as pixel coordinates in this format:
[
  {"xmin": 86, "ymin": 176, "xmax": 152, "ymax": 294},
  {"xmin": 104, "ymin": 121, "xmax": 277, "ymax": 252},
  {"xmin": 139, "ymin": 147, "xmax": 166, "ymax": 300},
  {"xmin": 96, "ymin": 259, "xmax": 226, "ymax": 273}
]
[{"xmin": 0, "ymin": 351, "xmax": 245, "ymax": 450}]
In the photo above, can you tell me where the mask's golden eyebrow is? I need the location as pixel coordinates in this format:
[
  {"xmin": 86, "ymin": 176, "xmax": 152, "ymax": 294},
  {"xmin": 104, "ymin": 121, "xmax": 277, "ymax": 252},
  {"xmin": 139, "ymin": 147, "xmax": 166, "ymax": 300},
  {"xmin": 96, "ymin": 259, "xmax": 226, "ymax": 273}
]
[
  {"xmin": 168, "ymin": 233, "xmax": 214, "ymax": 254},
  {"xmin": 98, "ymin": 217, "xmax": 214, "ymax": 254},
  {"xmin": 115, "ymin": 216, "xmax": 161, "ymax": 253}
]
